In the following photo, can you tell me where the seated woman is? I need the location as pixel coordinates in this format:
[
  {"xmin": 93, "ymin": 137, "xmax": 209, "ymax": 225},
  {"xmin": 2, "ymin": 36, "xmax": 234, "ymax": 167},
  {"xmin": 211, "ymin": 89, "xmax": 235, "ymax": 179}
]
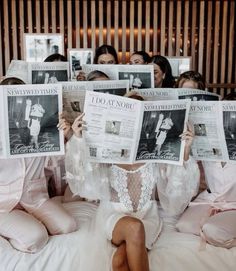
[
  {"xmin": 87, "ymin": 70, "xmax": 109, "ymax": 81},
  {"xmin": 148, "ymin": 55, "xmax": 175, "ymax": 88},
  {"xmin": 65, "ymin": 97, "xmax": 200, "ymax": 270},
  {"xmin": 44, "ymin": 53, "xmax": 67, "ymax": 62},
  {"xmin": 129, "ymin": 51, "xmax": 150, "ymax": 65},
  {"xmin": 176, "ymin": 75, "xmax": 236, "ymax": 249},
  {"xmin": 0, "ymin": 157, "xmax": 77, "ymax": 253},
  {"xmin": 0, "ymin": 77, "xmax": 76, "ymax": 253},
  {"xmin": 176, "ymin": 71, "xmax": 206, "ymax": 90},
  {"xmin": 93, "ymin": 44, "xmax": 118, "ymax": 64}
]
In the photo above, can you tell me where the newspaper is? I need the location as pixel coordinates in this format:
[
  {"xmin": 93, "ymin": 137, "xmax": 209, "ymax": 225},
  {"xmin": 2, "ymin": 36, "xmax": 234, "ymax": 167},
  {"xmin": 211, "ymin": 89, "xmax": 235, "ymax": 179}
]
[
  {"xmin": 0, "ymin": 84, "xmax": 64, "ymax": 158},
  {"xmin": 83, "ymin": 91, "xmax": 190, "ymax": 165},
  {"xmin": 62, "ymin": 80, "xmax": 130, "ymax": 123},
  {"xmin": 136, "ymin": 88, "xmax": 221, "ymax": 101},
  {"xmin": 6, "ymin": 60, "xmax": 69, "ymax": 84},
  {"xmin": 189, "ymin": 101, "xmax": 236, "ymax": 162},
  {"xmin": 6, "ymin": 60, "xmax": 30, "ymax": 84},
  {"xmin": 82, "ymin": 64, "xmax": 154, "ymax": 89},
  {"xmin": 62, "ymin": 81, "xmax": 93, "ymax": 123},
  {"xmin": 68, "ymin": 49, "xmax": 93, "ymax": 80},
  {"xmin": 29, "ymin": 62, "xmax": 69, "ymax": 84},
  {"xmin": 91, "ymin": 80, "xmax": 129, "ymax": 96}
]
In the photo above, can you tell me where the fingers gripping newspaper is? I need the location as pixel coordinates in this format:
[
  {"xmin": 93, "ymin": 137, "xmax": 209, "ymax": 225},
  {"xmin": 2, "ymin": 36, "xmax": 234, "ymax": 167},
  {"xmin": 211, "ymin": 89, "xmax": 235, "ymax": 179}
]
[{"xmin": 83, "ymin": 91, "xmax": 191, "ymax": 165}]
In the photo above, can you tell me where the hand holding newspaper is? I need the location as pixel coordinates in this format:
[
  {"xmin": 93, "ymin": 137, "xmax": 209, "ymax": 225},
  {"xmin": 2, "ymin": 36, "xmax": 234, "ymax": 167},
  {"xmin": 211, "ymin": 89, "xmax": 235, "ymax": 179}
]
[{"xmin": 81, "ymin": 91, "xmax": 191, "ymax": 165}]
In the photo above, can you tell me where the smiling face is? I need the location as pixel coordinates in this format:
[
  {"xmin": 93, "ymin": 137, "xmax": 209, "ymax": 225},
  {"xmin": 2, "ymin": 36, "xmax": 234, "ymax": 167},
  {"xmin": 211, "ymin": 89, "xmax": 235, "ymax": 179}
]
[
  {"xmin": 97, "ymin": 53, "xmax": 116, "ymax": 64},
  {"xmin": 150, "ymin": 63, "xmax": 165, "ymax": 88},
  {"xmin": 129, "ymin": 54, "xmax": 145, "ymax": 65}
]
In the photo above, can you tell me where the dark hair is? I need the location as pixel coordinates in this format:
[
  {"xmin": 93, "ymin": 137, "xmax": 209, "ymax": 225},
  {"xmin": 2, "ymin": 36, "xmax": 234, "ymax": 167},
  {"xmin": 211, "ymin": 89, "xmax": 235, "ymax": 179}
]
[
  {"xmin": 176, "ymin": 71, "xmax": 206, "ymax": 90},
  {"xmin": 149, "ymin": 55, "xmax": 175, "ymax": 87},
  {"xmin": 223, "ymin": 91, "xmax": 236, "ymax": 101},
  {"xmin": 87, "ymin": 70, "xmax": 109, "ymax": 81},
  {"xmin": 128, "ymin": 94, "xmax": 144, "ymax": 101},
  {"xmin": 44, "ymin": 53, "xmax": 67, "ymax": 62},
  {"xmin": 131, "ymin": 51, "xmax": 150, "ymax": 63},
  {"xmin": 0, "ymin": 77, "xmax": 25, "ymax": 85},
  {"xmin": 94, "ymin": 44, "xmax": 118, "ymax": 64}
]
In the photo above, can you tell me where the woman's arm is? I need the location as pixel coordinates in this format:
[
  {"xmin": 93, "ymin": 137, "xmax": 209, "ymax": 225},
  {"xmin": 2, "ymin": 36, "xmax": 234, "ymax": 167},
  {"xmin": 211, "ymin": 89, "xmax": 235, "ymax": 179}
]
[
  {"xmin": 157, "ymin": 158, "xmax": 200, "ymax": 216},
  {"xmin": 157, "ymin": 123, "xmax": 200, "ymax": 216},
  {"xmin": 65, "ymin": 114, "xmax": 110, "ymax": 201}
]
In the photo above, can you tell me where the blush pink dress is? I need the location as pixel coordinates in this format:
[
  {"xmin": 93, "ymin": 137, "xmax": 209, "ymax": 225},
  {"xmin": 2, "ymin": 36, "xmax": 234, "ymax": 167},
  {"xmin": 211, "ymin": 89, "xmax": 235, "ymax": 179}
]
[{"xmin": 0, "ymin": 157, "xmax": 77, "ymax": 253}]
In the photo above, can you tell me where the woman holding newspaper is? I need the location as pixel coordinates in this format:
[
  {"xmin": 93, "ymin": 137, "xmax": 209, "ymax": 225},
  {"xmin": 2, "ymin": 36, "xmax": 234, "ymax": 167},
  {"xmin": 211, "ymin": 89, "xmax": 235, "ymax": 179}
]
[
  {"xmin": 176, "ymin": 77, "xmax": 236, "ymax": 249},
  {"xmin": 65, "ymin": 99, "xmax": 200, "ymax": 271}
]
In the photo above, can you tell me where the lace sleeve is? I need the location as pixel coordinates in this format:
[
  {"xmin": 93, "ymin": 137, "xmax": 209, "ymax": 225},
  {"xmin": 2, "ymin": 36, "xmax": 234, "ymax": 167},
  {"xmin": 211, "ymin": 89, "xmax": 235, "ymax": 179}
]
[
  {"xmin": 65, "ymin": 135, "xmax": 110, "ymax": 201},
  {"xmin": 156, "ymin": 156, "xmax": 200, "ymax": 216}
]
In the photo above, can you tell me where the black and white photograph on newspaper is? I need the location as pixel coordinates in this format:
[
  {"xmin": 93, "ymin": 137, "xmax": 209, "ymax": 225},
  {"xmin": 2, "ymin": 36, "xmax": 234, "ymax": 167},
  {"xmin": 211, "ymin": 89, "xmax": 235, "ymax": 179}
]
[
  {"xmin": 24, "ymin": 33, "xmax": 64, "ymax": 62},
  {"xmin": 62, "ymin": 81, "xmax": 92, "ymax": 123},
  {"xmin": 136, "ymin": 108, "xmax": 187, "ymax": 163},
  {"xmin": 68, "ymin": 49, "xmax": 93, "ymax": 80},
  {"xmin": 119, "ymin": 71, "xmax": 153, "ymax": 89},
  {"xmin": 6, "ymin": 84, "xmax": 64, "ymax": 157},
  {"xmin": 179, "ymin": 93, "xmax": 220, "ymax": 101},
  {"xmin": 30, "ymin": 62, "xmax": 69, "ymax": 84},
  {"xmin": 223, "ymin": 110, "xmax": 236, "ymax": 161}
]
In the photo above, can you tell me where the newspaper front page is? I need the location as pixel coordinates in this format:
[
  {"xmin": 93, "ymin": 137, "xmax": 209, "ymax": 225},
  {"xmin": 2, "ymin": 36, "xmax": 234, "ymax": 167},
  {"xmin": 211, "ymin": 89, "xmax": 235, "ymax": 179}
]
[
  {"xmin": 29, "ymin": 62, "xmax": 69, "ymax": 84},
  {"xmin": 135, "ymin": 99, "xmax": 190, "ymax": 164},
  {"xmin": 62, "ymin": 81, "xmax": 93, "ymax": 123},
  {"xmin": 83, "ymin": 91, "xmax": 143, "ymax": 164},
  {"xmin": 222, "ymin": 101, "xmax": 236, "ymax": 162},
  {"xmin": 83, "ymin": 91, "xmax": 190, "ymax": 165},
  {"xmin": 0, "ymin": 84, "xmax": 64, "ymax": 158},
  {"xmin": 189, "ymin": 101, "xmax": 236, "ymax": 163},
  {"xmin": 82, "ymin": 64, "xmax": 154, "ymax": 89},
  {"xmin": 91, "ymin": 80, "xmax": 129, "ymax": 96}
]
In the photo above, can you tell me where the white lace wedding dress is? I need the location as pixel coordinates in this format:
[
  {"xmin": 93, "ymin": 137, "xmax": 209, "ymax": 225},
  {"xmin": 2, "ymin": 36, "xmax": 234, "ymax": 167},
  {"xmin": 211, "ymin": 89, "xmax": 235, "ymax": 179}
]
[{"xmin": 65, "ymin": 136, "xmax": 200, "ymax": 270}]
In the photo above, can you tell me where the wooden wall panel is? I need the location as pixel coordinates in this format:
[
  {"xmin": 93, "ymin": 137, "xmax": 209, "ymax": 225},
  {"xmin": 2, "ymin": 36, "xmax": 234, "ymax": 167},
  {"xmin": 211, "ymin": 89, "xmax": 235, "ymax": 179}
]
[
  {"xmin": 91, "ymin": 1, "xmax": 96, "ymax": 49},
  {"xmin": 227, "ymin": 1, "xmax": 235, "ymax": 93},
  {"xmin": 11, "ymin": 0, "xmax": 18, "ymax": 59},
  {"xmin": 43, "ymin": 0, "xmax": 49, "ymax": 33},
  {"xmin": 0, "ymin": 0, "xmax": 235, "ymax": 93},
  {"xmin": 205, "ymin": 1, "xmax": 212, "ymax": 83},
  {"xmin": 129, "ymin": 1, "xmax": 134, "ymax": 54},
  {"xmin": 168, "ymin": 1, "xmax": 173, "ymax": 56},
  {"xmin": 183, "ymin": 1, "xmax": 189, "ymax": 56},
  {"xmin": 137, "ymin": 1, "xmax": 142, "ymax": 51},
  {"xmin": 75, "ymin": 0, "xmax": 81, "ymax": 48},
  {"xmin": 152, "ymin": 1, "xmax": 158, "ymax": 55},
  {"xmin": 99, "ymin": 1, "xmax": 104, "ymax": 45},
  {"xmin": 106, "ymin": 1, "xmax": 111, "ymax": 45}
]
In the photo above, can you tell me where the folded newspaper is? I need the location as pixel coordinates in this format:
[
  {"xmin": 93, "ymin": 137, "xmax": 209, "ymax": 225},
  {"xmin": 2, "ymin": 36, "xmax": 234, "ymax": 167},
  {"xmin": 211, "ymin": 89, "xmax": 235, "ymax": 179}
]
[
  {"xmin": 82, "ymin": 91, "xmax": 191, "ymax": 165},
  {"xmin": 0, "ymin": 84, "xmax": 64, "ymax": 158},
  {"xmin": 136, "ymin": 88, "xmax": 221, "ymax": 101}
]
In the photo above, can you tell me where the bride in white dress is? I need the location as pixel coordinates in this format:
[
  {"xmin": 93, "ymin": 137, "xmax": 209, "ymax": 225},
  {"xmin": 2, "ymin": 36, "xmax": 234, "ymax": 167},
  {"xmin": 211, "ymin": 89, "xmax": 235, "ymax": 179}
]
[{"xmin": 65, "ymin": 112, "xmax": 200, "ymax": 271}]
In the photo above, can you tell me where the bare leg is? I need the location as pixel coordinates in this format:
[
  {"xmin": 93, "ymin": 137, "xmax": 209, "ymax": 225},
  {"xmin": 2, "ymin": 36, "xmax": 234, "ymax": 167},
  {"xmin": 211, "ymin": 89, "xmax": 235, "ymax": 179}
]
[
  {"xmin": 112, "ymin": 216, "xmax": 149, "ymax": 271},
  {"xmin": 112, "ymin": 242, "xmax": 129, "ymax": 271}
]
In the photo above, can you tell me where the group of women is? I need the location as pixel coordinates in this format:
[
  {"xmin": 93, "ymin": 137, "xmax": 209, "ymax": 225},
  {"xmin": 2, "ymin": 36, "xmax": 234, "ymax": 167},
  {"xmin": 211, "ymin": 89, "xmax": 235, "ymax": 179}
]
[{"xmin": 0, "ymin": 44, "xmax": 236, "ymax": 271}]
